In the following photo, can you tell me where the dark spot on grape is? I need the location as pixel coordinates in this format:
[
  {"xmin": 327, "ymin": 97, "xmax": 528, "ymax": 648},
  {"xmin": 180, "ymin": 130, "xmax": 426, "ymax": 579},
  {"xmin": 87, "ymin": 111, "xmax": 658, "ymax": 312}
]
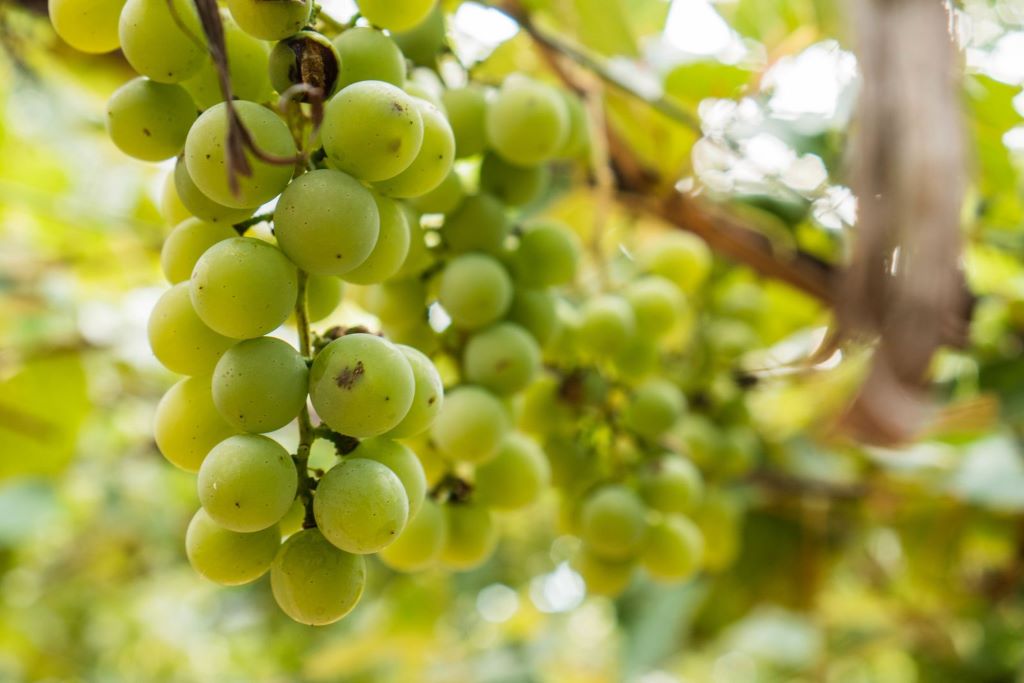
[
  {"xmin": 142, "ymin": 128, "xmax": 151, "ymax": 137},
  {"xmin": 384, "ymin": 396, "xmax": 390, "ymax": 401},
  {"xmin": 205, "ymin": 154, "xmax": 211, "ymax": 160},
  {"xmin": 391, "ymin": 101, "xmax": 405, "ymax": 113},
  {"xmin": 335, "ymin": 361, "xmax": 365, "ymax": 389},
  {"xmin": 336, "ymin": 253, "xmax": 342, "ymax": 259},
  {"xmin": 427, "ymin": 395, "xmax": 436, "ymax": 405},
  {"xmin": 234, "ymin": 502, "xmax": 240, "ymax": 507},
  {"xmin": 388, "ymin": 139, "xmax": 402, "ymax": 153}
]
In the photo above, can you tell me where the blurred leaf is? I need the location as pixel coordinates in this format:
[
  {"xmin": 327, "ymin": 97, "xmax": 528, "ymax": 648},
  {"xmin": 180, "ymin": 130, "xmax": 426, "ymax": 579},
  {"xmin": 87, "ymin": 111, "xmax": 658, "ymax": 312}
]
[
  {"xmin": 570, "ymin": 0, "xmax": 637, "ymax": 57},
  {"xmin": 664, "ymin": 61, "xmax": 752, "ymax": 106}
]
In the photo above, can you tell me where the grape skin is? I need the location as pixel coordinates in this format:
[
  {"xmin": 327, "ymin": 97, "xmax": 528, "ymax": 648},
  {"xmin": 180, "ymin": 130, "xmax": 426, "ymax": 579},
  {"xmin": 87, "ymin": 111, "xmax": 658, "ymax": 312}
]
[
  {"xmin": 640, "ymin": 516, "xmax": 704, "ymax": 582},
  {"xmin": 342, "ymin": 193, "xmax": 411, "ymax": 284},
  {"xmin": 378, "ymin": 498, "xmax": 446, "ymax": 572},
  {"xmin": 507, "ymin": 288, "xmax": 559, "ymax": 345},
  {"xmin": 226, "ymin": 0, "xmax": 313, "ymax": 41},
  {"xmin": 357, "ymin": 0, "xmax": 437, "ymax": 33},
  {"xmin": 580, "ymin": 485, "xmax": 648, "ymax": 561},
  {"xmin": 474, "ymin": 434, "xmax": 550, "ymax": 510},
  {"xmin": 410, "ymin": 170, "xmax": 464, "ymax": 215},
  {"xmin": 486, "ymin": 76, "xmax": 569, "ymax": 167},
  {"xmin": 271, "ymin": 529, "xmax": 366, "ymax": 626},
  {"xmin": 624, "ymin": 379, "xmax": 686, "ymax": 440},
  {"xmin": 438, "ymin": 253, "xmax": 513, "ymax": 330},
  {"xmin": 160, "ymin": 218, "xmax": 238, "ymax": 284},
  {"xmin": 573, "ymin": 547, "xmax": 635, "ymax": 597},
  {"xmin": 119, "ymin": 0, "xmax": 206, "ymax": 83},
  {"xmin": 638, "ymin": 232, "xmax": 712, "ymax": 294},
  {"xmin": 160, "ymin": 170, "xmax": 192, "ymax": 226},
  {"xmin": 391, "ymin": 207, "xmax": 436, "ymax": 279},
  {"xmin": 511, "ymin": 222, "xmax": 581, "ymax": 288},
  {"xmin": 185, "ymin": 508, "xmax": 280, "ymax": 586},
  {"xmin": 333, "ymin": 27, "xmax": 406, "ymax": 90},
  {"xmin": 212, "ymin": 337, "xmax": 309, "ymax": 433},
  {"xmin": 430, "ymin": 385, "xmax": 509, "ymax": 464},
  {"xmin": 578, "ymin": 295, "xmax": 636, "ymax": 358},
  {"xmin": 305, "ymin": 274, "xmax": 344, "ymax": 322},
  {"xmin": 314, "ymin": 458, "xmax": 410, "ymax": 554},
  {"xmin": 624, "ymin": 276, "xmax": 686, "ymax": 338},
  {"xmin": 48, "ymin": 0, "xmax": 126, "ymax": 54},
  {"xmin": 392, "ymin": 7, "xmax": 446, "ymax": 66},
  {"xmin": 639, "ymin": 455, "xmax": 704, "ymax": 514},
  {"xmin": 479, "ymin": 153, "xmax": 549, "ymax": 207},
  {"xmin": 374, "ymin": 99, "xmax": 455, "ymax": 199},
  {"xmin": 383, "ymin": 344, "xmax": 444, "ymax": 439},
  {"xmin": 350, "ymin": 437, "xmax": 427, "ymax": 517},
  {"xmin": 106, "ymin": 78, "xmax": 197, "ymax": 162},
  {"xmin": 463, "ymin": 322, "xmax": 541, "ymax": 395},
  {"xmin": 440, "ymin": 193, "xmax": 509, "ymax": 255},
  {"xmin": 183, "ymin": 17, "xmax": 273, "ymax": 110},
  {"xmin": 154, "ymin": 376, "xmax": 239, "ymax": 472},
  {"xmin": 440, "ymin": 503, "xmax": 498, "ymax": 571},
  {"xmin": 173, "ymin": 158, "xmax": 255, "ymax": 225},
  {"xmin": 442, "ymin": 86, "xmax": 488, "ymax": 159},
  {"xmin": 148, "ymin": 283, "xmax": 235, "ymax": 375}
]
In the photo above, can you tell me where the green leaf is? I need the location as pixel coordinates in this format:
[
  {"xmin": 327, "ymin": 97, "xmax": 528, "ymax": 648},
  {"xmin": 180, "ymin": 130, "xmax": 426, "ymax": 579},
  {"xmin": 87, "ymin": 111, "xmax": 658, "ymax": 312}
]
[
  {"xmin": 664, "ymin": 61, "xmax": 752, "ymax": 106},
  {"xmin": 571, "ymin": 0, "xmax": 637, "ymax": 57}
]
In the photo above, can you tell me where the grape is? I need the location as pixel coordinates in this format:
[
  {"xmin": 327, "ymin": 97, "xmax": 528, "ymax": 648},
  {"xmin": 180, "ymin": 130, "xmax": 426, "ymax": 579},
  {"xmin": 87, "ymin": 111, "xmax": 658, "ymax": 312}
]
[
  {"xmin": 442, "ymin": 86, "xmax": 488, "ymax": 158},
  {"xmin": 507, "ymin": 288, "xmax": 558, "ymax": 345},
  {"xmin": 160, "ymin": 218, "xmax": 237, "ymax": 284},
  {"xmin": 440, "ymin": 503, "xmax": 497, "ymax": 570},
  {"xmin": 440, "ymin": 193, "xmax": 509, "ymax": 255},
  {"xmin": 677, "ymin": 414, "xmax": 723, "ymax": 468},
  {"xmin": 378, "ymin": 498, "xmax": 445, "ymax": 572},
  {"xmin": 393, "ymin": 7, "xmax": 446, "ymax": 65},
  {"xmin": 185, "ymin": 508, "xmax": 280, "ymax": 586},
  {"xmin": 437, "ymin": 254, "xmax": 513, "ymax": 330},
  {"xmin": 212, "ymin": 337, "xmax": 308, "ymax": 433},
  {"xmin": 486, "ymin": 76, "xmax": 569, "ymax": 167},
  {"xmin": 638, "ymin": 232, "xmax": 712, "ymax": 294},
  {"xmin": 148, "ymin": 283, "xmax": 235, "ymax": 375},
  {"xmin": 314, "ymin": 458, "xmax": 409, "ymax": 554},
  {"xmin": 306, "ymin": 274, "xmax": 344, "ymax": 322},
  {"xmin": 119, "ymin": 0, "xmax": 206, "ymax": 83},
  {"xmin": 558, "ymin": 92, "xmax": 589, "ymax": 158},
  {"xmin": 160, "ymin": 170, "xmax": 192, "ymax": 226},
  {"xmin": 342, "ymin": 194, "xmax": 411, "ymax": 284},
  {"xmin": 384, "ymin": 345, "xmax": 444, "ymax": 439},
  {"xmin": 269, "ymin": 31, "xmax": 342, "ymax": 98},
  {"xmin": 48, "ymin": 0, "xmax": 125, "ymax": 54},
  {"xmin": 190, "ymin": 237, "xmax": 298, "ymax": 339},
  {"xmin": 430, "ymin": 385, "xmax": 509, "ymax": 464},
  {"xmin": 274, "ymin": 169, "xmax": 380, "ymax": 276},
  {"xmin": 375, "ymin": 99, "xmax": 455, "ymax": 199},
  {"xmin": 578, "ymin": 295, "xmax": 636, "ymax": 357},
  {"xmin": 308, "ymin": 333, "xmax": 415, "ymax": 437},
  {"xmin": 321, "ymin": 81, "xmax": 425, "ymax": 182},
  {"xmin": 271, "ymin": 528, "xmax": 366, "ymax": 625},
  {"xmin": 365, "ymin": 278, "xmax": 427, "ymax": 327},
  {"xmin": 573, "ymin": 547, "xmax": 634, "ymax": 597},
  {"xmin": 350, "ymin": 437, "xmax": 427, "ymax": 516},
  {"xmin": 518, "ymin": 374, "xmax": 573, "ymax": 438},
  {"xmin": 474, "ymin": 434, "xmax": 550, "ymax": 510},
  {"xmin": 388, "ymin": 321, "xmax": 439, "ymax": 355},
  {"xmin": 639, "ymin": 455, "xmax": 703, "ymax": 515},
  {"xmin": 278, "ymin": 497, "xmax": 306, "ymax": 538},
  {"xmin": 625, "ymin": 379, "xmax": 685, "ymax": 440},
  {"xmin": 612, "ymin": 336, "xmax": 659, "ymax": 379},
  {"xmin": 106, "ymin": 79, "xmax": 197, "ymax": 162},
  {"xmin": 580, "ymin": 485, "xmax": 648, "ymax": 561},
  {"xmin": 463, "ymin": 322, "xmax": 540, "ymax": 395},
  {"xmin": 640, "ymin": 516, "xmax": 703, "ymax": 582},
  {"xmin": 391, "ymin": 207, "xmax": 436, "ymax": 279},
  {"xmin": 185, "ymin": 101, "xmax": 297, "ymax": 209},
  {"xmin": 226, "ymin": 0, "xmax": 313, "ymax": 41},
  {"xmin": 480, "ymin": 154, "xmax": 549, "ymax": 207},
  {"xmin": 184, "ymin": 17, "xmax": 273, "ymax": 110},
  {"xmin": 409, "ymin": 170, "xmax": 464, "ymax": 214},
  {"xmin": 154, "ymin": 376, "xmax": 239, "ymax": 472},
  {"xmin": 625, "ymin": 276, "xmax": 686, "ymax": 338},
  {"xmin": 357, "ymin": 0, "xmax": 437, "ymax": 32},
  {"xmin": 543, "ymin": 436, "xmax": 592, "ymax": 491},
  {"xmin": 333, "ymin": 27, "xmax": 406, "ymax": 90},
  {"xmin": 511, "ymin": 222, "xmax": 581, "ymax": 287},
  {"xmin": 693, "ymin": 493, "xmax": 741, "ymax": 572},
  {"xmin": 173, "ymin": 157, "xmax": 255, "ymax": 225},
  {"xmin": 198, "ymin": 434, "xmax": 297, "ymax": 532}
]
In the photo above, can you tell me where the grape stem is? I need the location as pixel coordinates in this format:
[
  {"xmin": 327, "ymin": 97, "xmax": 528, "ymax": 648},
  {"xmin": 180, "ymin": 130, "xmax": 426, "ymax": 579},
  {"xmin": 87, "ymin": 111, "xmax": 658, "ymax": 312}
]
[
  {"xmin": 232, "ymin": 211, "xmax": 275, "ymax": 234},
  {"xmin": 293, "ymin": 270, "xmax": 318, "ymax": 528}
]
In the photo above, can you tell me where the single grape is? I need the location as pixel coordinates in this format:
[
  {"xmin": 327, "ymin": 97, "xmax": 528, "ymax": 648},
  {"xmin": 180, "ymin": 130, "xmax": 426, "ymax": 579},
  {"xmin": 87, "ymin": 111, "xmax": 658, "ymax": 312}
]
[
  {"xmin": 625, "ymin": 276, "xmax": 686, "ymax": 338},
  {"xmin": 518, "ymin": 373, "xmax": 573, "ymax": 438},
  {"xmin": 463, "ymin": 322, "xmax": 540, "ymax": 395},
  {"xmin": 409, "ymin": 170, "xmax": 464, "ymax": 214},
  {"xmin": 392, "ymin": 7, "xmax": 446, "ymax": 65},
  {"xmin": 625, "ymin": 379, "xmax": 685, "ymax": 440},
  {"xmin": 119, "ymin": 0, "xmax": 206, "ymax": 83},
  {"xmin": 558, "ymin": 91, "xmax": 589, "ymax": 159},
  {"xmin": 641, "ymin": 516, "xmax": 704, "ymax": 582},
  {"xmin": 342, "ymin": 193, "xmax": 411, "ymax": 284},
  {"xmin": 507, "ymin": 288, "xmax": 558, "ymax": 345},
  {"xmin": 437, "ymin": 254, "xmax": 513, "ymax": 330},
  {"xmin": 440, "ymin": 502, "xmax": 497, "ymax": 571},
  {"xmin": 430, "ymin": 385, "xmax": 509, "ymax": 464},
  {"xmin": 106, "ymin": 78, "xmax": 197, "ymax": 162},
  {"xmin": 638, "ymin": 232, "xmax": 712, "ymax": 294},
  {"xmin": 391, "ymin": 206, "xmax": 436, "ymax": 279},
  {"xmin": 573, "ymin": 547, "xmax": 635, "ymax": 597},
  {"xmin": 510, "ymin": 222, "xmax": 581, "ymax": 288},
  {"xmin": 190, "ymin": 237, "xmax": 298, "ymax": 339},
  {"xmin": 639, "ymin": 455, "xmax": 703, "ymax": 515},
  {"xmin": 278, "ymin": 497, "xmax": 306, "ymax": 538},
  {"xmin": 321, "ymin": 81, "xmax": 425, "ymax": 182},
  {"xmin": 148, "ymin": 283, "xmax": 235, "ymax": 375},
  {"xmin": 578, "ymin": 295, "xmax": 636, "ymax": 357},
  {"xmin": 314, "ymin": 458, "xmax": 409, "ymax": 554},
  {"xmin": 365, "ymin": 278, "xmax": 428, "ymax": 327},
  {"xmin": 226, "ymin": 0, "xmax": 313, "ymax": 41},
  {"xmin": 375, "ymin": 99, "xmax": 455, "ymax": 199},
  {"xmin": 382, "ymin": 345, "xmax": 443, "ymax": 439},
  {"xmin": 378, "ymin": 498, "xmax": 445, "ymax": 572},
  {"xmin": 387, "ymin": 321, "xmax": 439, "ymax": 355},
  {"xmin": 160, "ymin": 170, "xmax": 192, "ymax": 226},
  {"xmin": 271, "ymin": 528, "xmax": 366, "ymax": 625},
  {"xmin": 474, "ymin": 433, "xmax": 550, "ymax": 510},
  {"xmin": 185, "ymin": 101, "xmax": 297, "ymax": 209},
  {"xmin": 274, "ymin": 169, "xmax": 380, "ymax": 276},
  {"xmin": 154, "ymin": 376, "xmax": 239, "ymax": 472},
  {"xmin": 350, "ymin": 437, "xmax": 427, "ymax": 516},
  {"xmin": 486, "ymin": 75, "xmax": 568, "ymax": 167},
  {"xmin": 184, "ymin": 16, "xmax": 273, "ymax": 110},
  {"xmin": 160, "ymin": 218, "xmax": 238, "ymax": 284},
  {"xmin": 268, "ymin": 31, "xmax": 342, "ymax": 98},
  {"xmin": 357, "ymin": 0, "xmax": 437, "ymax": 32},
  {"xmin": 442, "ymin": 86, "xmax": 488, "ymax": 158},
  {"xmin": 440, "ymin": 193, "xmax": 509, "ymax": 255},
  {"xmin": 612, "ymin": 336, "xmax": 659, "ymax": 379},
  {"xmin": 308, "ymin": 333, "xmax": 415, "ymax": 437},
  {"xmin": 306, "ymin": 274, "xmax": 344, "ymax": 322},
  {"xmin": 580, "ymin": 485, "xmax": 648, "ymax": 561},
  {"xmin": 333, "ymin": 27, "xmax": 406, "ymax": 89},
  {"xmin": 48, "ymin": 0, "xmax": 125, "ymax": 54},
  {"xmin": 185, "ymin": 508, "xmax": 280, "ymax": 586},
  {"xmin": 198, "ymin": 434, "xmax": 297, "ymax": 532},
  {"xmin": 212, "ymin": 337, "xmax": 308, "ymax": 433},
  {"xmin": 480, "ymin": 154, "xmax": 549, "ymax": 207},
  {"xmin": 173, "ymin": 157, "xmax": 255, "ymax": 225}
]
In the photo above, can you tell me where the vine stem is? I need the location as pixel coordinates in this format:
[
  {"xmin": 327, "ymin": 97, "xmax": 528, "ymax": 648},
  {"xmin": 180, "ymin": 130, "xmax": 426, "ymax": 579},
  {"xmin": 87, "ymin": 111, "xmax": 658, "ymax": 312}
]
[{"xmin": 293, "ymin": 270, "xmax": 317, "ymax": 527}]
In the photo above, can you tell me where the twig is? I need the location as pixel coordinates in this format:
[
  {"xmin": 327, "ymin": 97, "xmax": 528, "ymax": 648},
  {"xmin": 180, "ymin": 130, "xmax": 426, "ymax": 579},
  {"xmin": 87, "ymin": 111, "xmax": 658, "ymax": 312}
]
[{"xmin": 293, "ymin": 271, "xmax": 318, "ymax": 528}]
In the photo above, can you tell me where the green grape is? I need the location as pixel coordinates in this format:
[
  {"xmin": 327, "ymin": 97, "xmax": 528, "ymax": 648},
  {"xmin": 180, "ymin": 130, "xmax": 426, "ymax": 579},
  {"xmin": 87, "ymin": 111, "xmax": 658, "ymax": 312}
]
[
  {"xmin": 640, "ymin": 516, "xmax": 703, "ymax": 582},
  {"xmin": 438, "ymin": 254, "xmax": 513, "ymax": 330},
  {"xmin": 543, "ymin": 299, "xmax": 582, "ymax": 365},
  {"xmin": 226, "ymin": 0, "xmax": 313, "ymax": 41},
  {"xmin": 639, "ymin": 455, "xmax": 703, "ymax": 515},
  {"xmin": 279, "ymin": 497, "xmax": 306, "ymax": 538},
  {"xmin": 625, "ymin": 379, "xmax": 685, "ymax": 440},
  {"xmin": 486, "ymin": 75, "xmax": 568, "ymax": 167},
  {"xmin": 268, "ymin": 31, "xmax": 342, "ymax": 98},
  {"xmin": 543, "ymin": 437, "xmax": 592, "ymax": 491},
  {"xmin": 119, "ymin": 0, "xmax": 206, "ymax": 83},
  {"xmin": 507, "ymin": 288, "xmax": 558, "ymax": 345},
  {"xmin": 693, "ymin": 492, "xmax": 741, "ymax": 572},
  {"xmin": 160, "ymin": 170, "xmax": 192, "ymax": 226},
  {"xmin": 430, "ymin": 385, "xmax": 509, "ymax": 464},
  {"xmin": 518, "ymin": 374, "xmax": 573, "ymax": 438},
  {"xmin": 578, "ymin": 295, "xmax": 636, "ymax": 357},
  {"xmin": 306, "ymin": 274, "xmax": 344, "ymax": 322},
  {"xmin": 271, "ymin": 528, "xmax": 366, "ymax": 625},
  {"xmin": 333, "ymin": 27, "xmax": 406, "ymax": 89},
  {"xmin": 198, "ymin": 434, "xmax": 297, "ymax": 532},
  {"xmin": 184, "ymin": 16, "xmax": 273, "ymax": 110},
  {"xmin": 573, "ymin": 547, "xmax": 634, "ymax": 597},
  {"xmin": 474, "ymin": 433, "xmax": 550, "ymax": 510},
  {"xmin": 185, "ymin": 508, "xmax": 280, "ymax": 586},
  {"xmin": 342, "ymin": 194, "xmax": 411, "ymax": 284},
  {"xmin": 350, "ymin": 437, "xmax": 427, "ymax": 516},
  {"xmin": 463, "ymin": 322, "xmax": 540, "ymax": 395},
  {"xmin": 190, "ymin": 237, "xmax": 298, "ymax": 339},
  {"xmin": 558, "ymin": 91, "xmax": 589, "ymax": 159},
  {"xmin": 48, "ymin": 0, "xmax": 125, "ymax": 54},
  {"xmin": 440, "ymin": 193, "xmax": 509, "ymax": 255},
  {"xmin": 676, "ymin": 414, "xmax": 723, "ymax": 468},
  {"xmin": 321, "ymin": 81, "xmax": 425, "ymax": 182},
  {"xmin": 612, "ymin": 336, "xmax": 659, "ymax": 379},
  {"xmin": 391, "ymin": 206, "xmax": 436, "ymax": 279},
  {"xmin": 384, "ymin": 345, "xmax": 444, "ymax": 439},
  {"xmin": 440, "ymin": 502, "xmax": 497, "ymax": 571},
  {"xmin": 378, "ymin": 498, "xmax": 445, "ymax": 572},
  {"xmin": 308, "ymin": 333, "xmax": 415, "ymax": 437},
  {"xmin": 393, "ymin": 6, "xmax": 446, "ymax": 65},
  {"xmin": 365, "ymin": 278, "xmax": 427, "ymax": 327},
  {"xmin": 387, "ymin": 321, "xmax": 439, "ymax": 355},
  {"xmin": 717, "ymin": 426, "xmax": 760, "ymax": 478},
  {"xmin": 314, "ymin": 458, "xmax": 409, "ymax": 554},
  {"xmin": 409, "ymin": 170, "xmax": 464, "ymax": 214},
  {"xmin": 357, "ymin": 0, "xmax": 437, "ymax": 32},
  {"xmin": 442, "ymin": 86, "xmax": 488, "ymax": 158},
  {"xmin": 274, "ymin": 169, "xmax": 380, "ymax": 276},
  {"xmin": 154, "ymin": 376, "xmax": 239, "ymax": 472},
  {"xmin": 148, "ymin": 283, "xmax": 235, "ymax": 375},
  {"xmin": 511, "ymin": 222, "xmax": 580, "ymax": 287},
  {"xmin": 106, "ymin": 78, "xmax": 197, "ymax": 162},
  {"xmin": 212, "ymin": 337, "xmax": 308, "ymax": 433},
  {"xmin": 173, "ymin": 157, "xmax": 255, "ymax": 225},
  {"xmin": 480, "ymin": 154, "xmax": 549, "ymax": 207},
  {"xmin": 375, "ymin": 99, "xmax": 455, "ymax": 198},
  {"xmin": 404, "ymin": 81, "xmax": 445, "ymax": 113},
  {"xmin": 639, "ymin": 232, "xmax": 712, "ymax": 294},
  {"xmin": 185, "ymin": 101, "xmax": 297, "ymax": 209},
  {"xmin": 160, "ymin": 218, "xmax": 238, "ymax": 284},
  {"xmin": 625, "ymin": 276, "xmax": 686, "ymax": 338},
  {"xmin": 580, "ymin": 485, "xmax": 648, "ymax": 561}
]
